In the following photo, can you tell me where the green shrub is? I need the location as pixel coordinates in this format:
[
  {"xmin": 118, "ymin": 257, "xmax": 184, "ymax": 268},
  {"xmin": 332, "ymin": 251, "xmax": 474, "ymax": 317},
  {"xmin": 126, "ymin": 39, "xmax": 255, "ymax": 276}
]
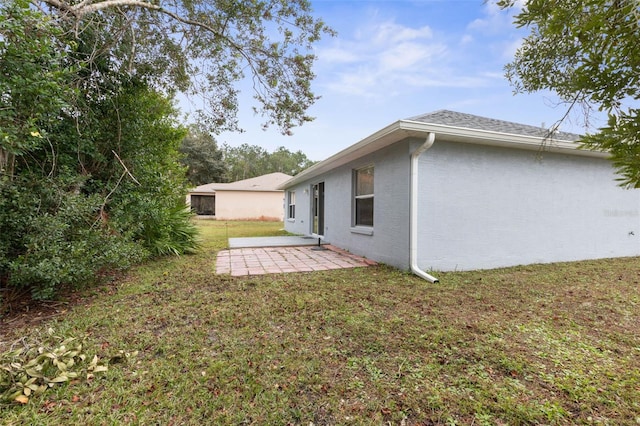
[
  {"xmin": 0, "ymin": 3, "xmax": 198, "ymax": 302},
  {"xmin": 139, "ymin": 203, "xmax": 200, "ymax": 256},
  {"xmin": 0, "ymin": 176, "xmax": 146, "ymax": 301}
]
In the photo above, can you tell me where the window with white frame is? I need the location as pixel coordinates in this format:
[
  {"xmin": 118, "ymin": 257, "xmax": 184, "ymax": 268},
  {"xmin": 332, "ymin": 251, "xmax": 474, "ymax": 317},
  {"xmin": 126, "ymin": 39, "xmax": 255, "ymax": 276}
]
[
  {"xmin": 354, "ymin": 165, "xmax": 374, "ymax": 227},
  {"xmin": 287, "ymin": 191, "xmax": 296, "ymax": 219}
]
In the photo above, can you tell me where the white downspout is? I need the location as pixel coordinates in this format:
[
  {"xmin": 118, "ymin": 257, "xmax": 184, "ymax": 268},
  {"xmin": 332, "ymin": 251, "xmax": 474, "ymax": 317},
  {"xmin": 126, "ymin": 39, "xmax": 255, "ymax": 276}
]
[{"xmin": 410, "ymin": 132, "xmax": 439, "ymax": 283}]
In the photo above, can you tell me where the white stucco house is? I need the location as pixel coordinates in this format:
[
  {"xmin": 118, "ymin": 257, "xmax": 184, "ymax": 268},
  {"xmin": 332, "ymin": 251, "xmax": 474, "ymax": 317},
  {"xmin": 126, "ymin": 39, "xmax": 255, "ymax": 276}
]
[
  {"xmin": 188, "ymin": 172, "xmax": 291, "ymax": 221},
  {"xmin": 279, "ymin": 110, "xmax": 640, "ymax": 281}
]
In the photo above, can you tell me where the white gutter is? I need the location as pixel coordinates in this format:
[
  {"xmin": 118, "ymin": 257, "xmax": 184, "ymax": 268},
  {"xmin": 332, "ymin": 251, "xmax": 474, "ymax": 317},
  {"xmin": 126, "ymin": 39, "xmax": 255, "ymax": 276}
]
[{"xmin": 410, "ymin": 132, "xmax": 439, "ymax": 283}]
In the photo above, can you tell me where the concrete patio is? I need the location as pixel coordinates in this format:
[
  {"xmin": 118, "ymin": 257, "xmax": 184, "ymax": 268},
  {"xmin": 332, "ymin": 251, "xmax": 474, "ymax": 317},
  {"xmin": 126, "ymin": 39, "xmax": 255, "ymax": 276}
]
[
  {"xmin": 228, "ymin": 235, "xmax": 323, "ymax": 248},
  {"xmin": 216, "ymin": 237, "xmax": 376, "ymax": 276}
]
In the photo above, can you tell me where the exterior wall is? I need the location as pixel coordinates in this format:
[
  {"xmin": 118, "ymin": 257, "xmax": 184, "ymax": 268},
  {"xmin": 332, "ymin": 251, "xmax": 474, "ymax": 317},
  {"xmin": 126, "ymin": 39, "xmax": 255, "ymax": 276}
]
[
  {"xmin": 417, "ymin": 140, "xmax": 640, "ymax": 271},
  {"xmin": 215, "ymin": 190, "xmax": 285, "ymax": 221},
  {"xmin": 285, "ymin": 137, "xmax": 640, "ymax": 272},
  {"xmin": 284, "ymin": 186, "xmax": 312, "ymax": 234},
  {"xmin": 284, "ymin": 142, "xmax": 412, "ymax": 269}
]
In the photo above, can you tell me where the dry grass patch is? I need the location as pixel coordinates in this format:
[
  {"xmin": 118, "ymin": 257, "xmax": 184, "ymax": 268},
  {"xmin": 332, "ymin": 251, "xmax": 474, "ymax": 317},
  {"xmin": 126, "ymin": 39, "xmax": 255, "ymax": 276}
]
[{"xmin": 1, "ymin": 220, "xmax": 640, "ymax": 425}]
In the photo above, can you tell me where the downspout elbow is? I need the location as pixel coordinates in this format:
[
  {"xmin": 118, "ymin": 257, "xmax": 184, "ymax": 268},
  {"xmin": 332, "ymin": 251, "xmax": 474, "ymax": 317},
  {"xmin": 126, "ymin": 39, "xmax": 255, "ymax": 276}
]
[{"xmin": 410, "ymin": 133, "xmax": 439, "ymax": 283}]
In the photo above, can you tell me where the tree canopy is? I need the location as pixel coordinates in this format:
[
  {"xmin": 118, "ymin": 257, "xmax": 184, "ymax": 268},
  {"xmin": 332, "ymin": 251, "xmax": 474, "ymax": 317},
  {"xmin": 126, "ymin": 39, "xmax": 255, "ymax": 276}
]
[
  {"xmin": 498, "ymin": 0, "xmax": 640, "ymax": 187},
  {"xmin": 221, "ymin": 143, "xmax": 316, "ymax": 182},
  {"xmin": 178, "ymin": 132, "xmax": 317, "ymax": 186},
  {"xmin": 179, "ymin": 125, "xmax": 227, "ymax": 186},
  {"xmin": 34, "ymin": 0, "xmax": 333, "ymax": 134},
  {"xmin": 1, "ymin": 0, "xmax": 330, "ymax": 302}
]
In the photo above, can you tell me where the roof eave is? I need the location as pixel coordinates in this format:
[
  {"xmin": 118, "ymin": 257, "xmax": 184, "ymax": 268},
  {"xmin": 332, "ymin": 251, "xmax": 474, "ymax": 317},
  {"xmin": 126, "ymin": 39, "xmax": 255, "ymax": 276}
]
[
  {"xmin": 189, "ymin": 189, "xmax": 216, "ymax": 195},
  {"xmin": 214, "ymin": 188, "xmax": 284, "ymax": 192},
  {"xmin": 279, "ymin": 120, "xmax": 608, "ymax": 189},
  {"xmin": 279, "ymin": 120, "xmax": 413, "ymax": 189}
]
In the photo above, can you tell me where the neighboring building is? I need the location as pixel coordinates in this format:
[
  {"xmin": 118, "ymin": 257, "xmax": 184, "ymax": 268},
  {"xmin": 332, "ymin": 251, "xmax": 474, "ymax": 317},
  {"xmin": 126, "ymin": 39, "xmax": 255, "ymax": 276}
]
[
  {"xmin": 279, "ymin": 110, "xmax": 640, "ymax": 281},
  {"xmin": 189, "ymin": 172, "xmax": 292, "ymax": 221}
]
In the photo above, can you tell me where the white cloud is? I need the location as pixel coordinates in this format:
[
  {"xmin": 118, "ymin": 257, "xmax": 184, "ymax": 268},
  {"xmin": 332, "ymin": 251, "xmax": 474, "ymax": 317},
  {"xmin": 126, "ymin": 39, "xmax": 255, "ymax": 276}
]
[
  {"xmin": 458, "ymin": 1, "xmax": 528, "ymax": 73},
  {"xmin": 325, "ymin": 68, "xmax": 379, "ymax": 97},
  {"xmin": 481, "ymin": 71, "xmax": 506, "ymax": 80},
  {"xmin": 466, "ymin": 0, "xmax": 519, "ymax": 35},
  {"xmin": 460, "ymin": 34, "xmax": 474, "ymax": 45},
  {"xmin": 372, "ymin": 22, "xmax": 433, "ymax": 44},
  {"xmin": 502, "ymin": 37, "xmax": 523, "ymax": 59},
  {"xmin": 378, "ymin": 42, "xmax": 445, "ymax": 71},
  {"xmin": 318, "ymin": 47, "xmax": 360, "ymax": 64},
  {"xmin": 401, "ymin": 74, "xmax": 490, "ymax": 89},
  {"xmin": 317, "ymin": 18, "xmax": 495, "ymax": 98}
]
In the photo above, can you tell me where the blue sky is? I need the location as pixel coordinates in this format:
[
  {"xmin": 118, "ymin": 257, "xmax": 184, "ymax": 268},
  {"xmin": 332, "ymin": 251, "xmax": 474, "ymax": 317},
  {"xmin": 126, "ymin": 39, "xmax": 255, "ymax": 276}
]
[{"xmin": 186, "ymin": 0, "xmax": 601, "ymax": 161}]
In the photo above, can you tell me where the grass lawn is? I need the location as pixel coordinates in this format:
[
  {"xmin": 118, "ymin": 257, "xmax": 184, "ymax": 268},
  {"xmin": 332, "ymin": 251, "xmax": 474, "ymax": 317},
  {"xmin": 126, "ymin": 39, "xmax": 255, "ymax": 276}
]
[{"xmin": 1, "ymin": 220, "xmax": 640, "ymax": 425}]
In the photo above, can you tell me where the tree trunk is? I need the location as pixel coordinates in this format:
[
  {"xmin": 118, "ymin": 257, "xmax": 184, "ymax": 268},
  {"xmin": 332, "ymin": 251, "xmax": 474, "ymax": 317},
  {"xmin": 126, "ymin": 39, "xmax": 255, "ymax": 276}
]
[{"xmin": 0, "ymin": 148, "xmax": 14, "ymax": 178}]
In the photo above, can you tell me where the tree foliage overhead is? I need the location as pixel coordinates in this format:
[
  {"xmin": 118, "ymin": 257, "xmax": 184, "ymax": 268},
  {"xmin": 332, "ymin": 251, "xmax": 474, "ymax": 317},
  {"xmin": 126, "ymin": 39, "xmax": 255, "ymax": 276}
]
[
  {"xmin": 498, "ymin": 0, "xmax": 640, "ymax": 187},
  {"xmin": 0, "ymin": 3, "xmax": 72, "ymax": 177},
  {"xmin": 35, "ymin": 0, "xmax": 334, "ymax": 134}
]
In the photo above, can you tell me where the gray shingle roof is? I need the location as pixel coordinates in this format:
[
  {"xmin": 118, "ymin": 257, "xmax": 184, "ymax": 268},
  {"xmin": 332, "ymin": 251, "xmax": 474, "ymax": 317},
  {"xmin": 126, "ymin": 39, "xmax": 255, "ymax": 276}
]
[
  {"xmin": 279, "ymin": 110, "xmax": 603, "ymax": 190},
  {"xmin": 408, "ymin": 109, "xmax": 581, "ymax": 142},
  {"xmin": 191, "ymin": 172, "xmax": 292, "ymax": 193}
]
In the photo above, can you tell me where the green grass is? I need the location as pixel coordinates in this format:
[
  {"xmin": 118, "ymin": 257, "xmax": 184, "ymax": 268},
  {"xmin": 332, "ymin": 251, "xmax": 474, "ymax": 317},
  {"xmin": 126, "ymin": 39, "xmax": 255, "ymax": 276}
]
[{"xmin": 2, "ymin": 220, "xmax": 640, "ymax": 425}]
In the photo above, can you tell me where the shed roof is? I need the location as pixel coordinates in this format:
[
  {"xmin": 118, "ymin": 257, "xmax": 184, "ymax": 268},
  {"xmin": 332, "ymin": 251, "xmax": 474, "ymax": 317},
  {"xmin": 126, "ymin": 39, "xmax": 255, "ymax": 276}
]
[
  {"xmin": 280, "ymin": 110, "xmax": 601, "ymax": 190},
  {"xmin": 191, "ymin": 172, "xmax": 292, "ymax": 194}
]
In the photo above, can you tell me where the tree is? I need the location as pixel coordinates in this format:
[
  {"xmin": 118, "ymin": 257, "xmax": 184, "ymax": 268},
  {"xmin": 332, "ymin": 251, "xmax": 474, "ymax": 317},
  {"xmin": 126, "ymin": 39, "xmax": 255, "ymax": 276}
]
[
  {"xmin": 0, "ymin": 2, "xmax": 73, "ymax": 177},
  {"xmin": 34, "ymin": 0, "xmax": 334, "ymax": 134},
  {"xmin": 0, "ymin": 2, "xmax": 145, "ymax": 300},
  {"xmin": 498, "ymin": 0, "xmax": 640, "ymax": 187},
  {"xmin": 223, "ymin": 143, "xmax": 269, "ymax": 181},
  {"xmin": 1, "ymin": 0, "xmax": 330, "ymax": 301},
  {"xmin": 266, "ymin": 146, "xmax": 316, "ymax": 175},
  {"xmin": 1, "ymin": 2, "xmax": 197, "ymax": 302},
  {"xmin": 81, "ymin": 79, "xmax": 198, "ymax": 257},
  {"xmin": 222, "ymin": 144, "xmax": 316, "ymax": 181},
  {"xmin": 179, "ymin": 125, "xmax": 227, "ymax": 186}
]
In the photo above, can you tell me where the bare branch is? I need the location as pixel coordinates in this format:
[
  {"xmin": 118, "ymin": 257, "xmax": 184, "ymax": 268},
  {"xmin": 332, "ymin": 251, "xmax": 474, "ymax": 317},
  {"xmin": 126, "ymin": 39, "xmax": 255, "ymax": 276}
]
[
  {"xmin": 94, "ymin": 149, "xmax": 140, "ymax": 228},
  {"xmin": 112, "ymin": 149, "xmax": 139, "ymax": 185}
]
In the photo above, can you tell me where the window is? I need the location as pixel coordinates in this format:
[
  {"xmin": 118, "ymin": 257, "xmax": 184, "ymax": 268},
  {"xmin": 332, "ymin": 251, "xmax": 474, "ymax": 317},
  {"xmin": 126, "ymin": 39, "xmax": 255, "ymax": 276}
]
[
  {"xmin": 287, "ymin": 191, "xmax": 296, "ymax": 219},
  {"xmin": 354, "ymin": 165, "xmax": 374, "ymax": 227},
  {"xmin": 190, "ymin": 195, "xmax": 215, "ymax": 216}
]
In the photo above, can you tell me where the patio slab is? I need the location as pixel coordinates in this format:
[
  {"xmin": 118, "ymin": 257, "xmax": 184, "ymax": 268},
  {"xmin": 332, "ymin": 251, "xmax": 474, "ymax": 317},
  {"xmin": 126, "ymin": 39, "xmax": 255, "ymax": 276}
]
[
  {"xmin": 228, "ymin": 235, "xmax": 324, "ymax": 248},
  {"xmin": 216, "ymin": 244, "xmax": 376, "ymax": 276}
]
